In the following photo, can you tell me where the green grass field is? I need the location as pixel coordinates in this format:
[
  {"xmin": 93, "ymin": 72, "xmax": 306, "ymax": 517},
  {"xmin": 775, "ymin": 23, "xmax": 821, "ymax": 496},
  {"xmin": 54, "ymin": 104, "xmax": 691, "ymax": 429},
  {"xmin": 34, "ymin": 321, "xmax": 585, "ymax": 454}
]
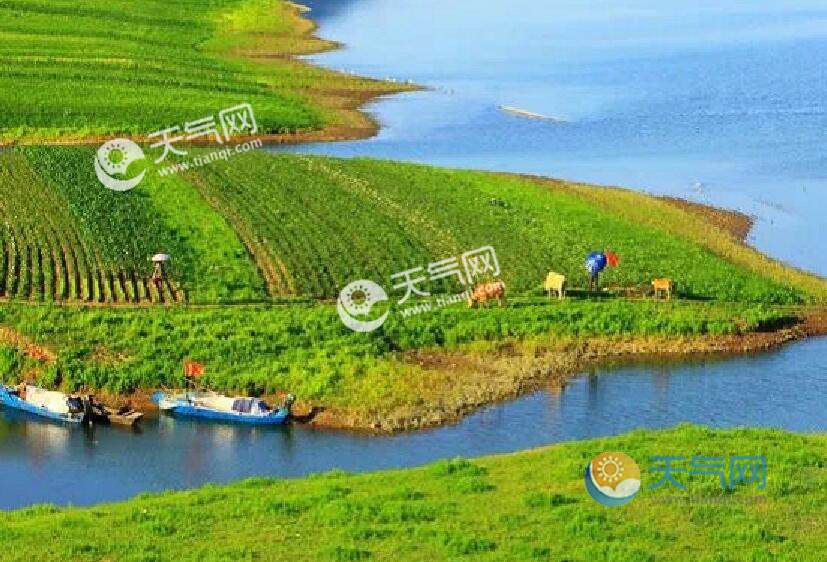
[
  {"xmin": 187, "ymin": 153, "xmax": 813, "ymax": 302},
  {"xmin": 0, "ymin": 425, "xmax": 823, "ymax": 561},
  {"xmin": 0, "ymin": 0, "xmax": 400, "ymax": 143},
  {"xmin": 1, "ymin": 147, "xmax": 819, "ymax": 305},
  {"xmin": 0, "ymin": 146, "xmax": 824, "ymax": 422},
  {"xmin": 0, "ymin": 298, "xmax": 793, "ymax": 401}
]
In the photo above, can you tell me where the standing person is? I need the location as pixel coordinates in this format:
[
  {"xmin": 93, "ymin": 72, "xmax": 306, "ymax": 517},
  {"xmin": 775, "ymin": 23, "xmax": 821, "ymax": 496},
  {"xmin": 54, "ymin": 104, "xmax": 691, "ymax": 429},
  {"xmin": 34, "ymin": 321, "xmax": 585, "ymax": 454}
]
[
  {"xmin": 152, "ymin": 267, "xmax": 163, "ymax": 290},
  {"xmin": 585, "ymin": 251, "xmax": 607, "ymax": 292},
  {"xmin": 587, "ymin": 259, "xmax": 600, "ymax": 291},
  {"xmin": 150, "ymin": 253, "xmax": 170, "ymax": 292}
]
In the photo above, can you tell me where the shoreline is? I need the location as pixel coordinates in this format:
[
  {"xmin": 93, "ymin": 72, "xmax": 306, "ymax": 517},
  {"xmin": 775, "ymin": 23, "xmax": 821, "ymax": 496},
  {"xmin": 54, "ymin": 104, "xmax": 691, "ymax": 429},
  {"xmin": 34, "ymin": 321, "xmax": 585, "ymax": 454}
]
[
  {"xmin": 0, "ymin": 2, "xmax": 416, "ymax": 148},
  {"xmin": 303, "ymin": 307, "xmax": 827, "ymax": 432},
  {"xmin": 2, "ymin": 425, "xmax": 824, "ymax": 558},
  {"xmin": 84, "ymin": 306, "xmax": 827, "ymax": 433}
]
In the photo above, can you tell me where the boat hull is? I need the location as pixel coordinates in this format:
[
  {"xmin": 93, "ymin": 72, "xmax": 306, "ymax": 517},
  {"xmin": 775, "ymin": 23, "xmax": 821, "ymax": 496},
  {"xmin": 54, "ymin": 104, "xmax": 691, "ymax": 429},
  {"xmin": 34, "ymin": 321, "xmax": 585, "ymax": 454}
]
[
  {"xmin": 164, "ymin": 404, "xmax": 290, "ymax": 425},
  {"xmin": 0, "ymin": 387, "xmax": 85, "ymax": 424}
]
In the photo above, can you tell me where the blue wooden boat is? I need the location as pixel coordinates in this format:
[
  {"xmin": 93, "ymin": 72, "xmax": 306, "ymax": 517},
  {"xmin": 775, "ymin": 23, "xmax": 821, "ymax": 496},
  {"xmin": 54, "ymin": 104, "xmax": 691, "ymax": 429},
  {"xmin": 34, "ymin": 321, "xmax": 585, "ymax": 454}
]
[
  {"xmin": 0, "ymin": 385, "xmax": 86, "ymax": 424},
  {"xmin": 151, "ymin": 390, "xmax": 294, "ymax": 425}
]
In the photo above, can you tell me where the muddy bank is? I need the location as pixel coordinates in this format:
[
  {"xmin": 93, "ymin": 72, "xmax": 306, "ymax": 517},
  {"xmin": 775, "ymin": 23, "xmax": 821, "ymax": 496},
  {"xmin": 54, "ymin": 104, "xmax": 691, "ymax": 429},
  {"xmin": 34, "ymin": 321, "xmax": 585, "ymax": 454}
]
[
  {"xmin": 661, "ymin": 196, "xmax": 753, "ymax": 242},
  {"xmin": 9, "ymin": 308, "xmax": 824, "ymax": 433},
  {"xmin": 306, "ymin": 307, "xmax": 827, "ymax": 432},
  {"xmin": 8, "ymin": 306, "xmax": 824, "ymax": 431}
]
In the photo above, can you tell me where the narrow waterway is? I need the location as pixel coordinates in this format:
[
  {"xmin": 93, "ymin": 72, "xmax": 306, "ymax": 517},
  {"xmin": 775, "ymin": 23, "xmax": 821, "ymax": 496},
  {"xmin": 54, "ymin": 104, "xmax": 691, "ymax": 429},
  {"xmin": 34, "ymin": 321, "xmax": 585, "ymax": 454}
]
[
  {"xmin": 3, "ymin": 0, "xmax": 827, "ymax": 509},
  {"xmin": 2, "ymin": 338, "xmax": 826, "ymax": 509}
]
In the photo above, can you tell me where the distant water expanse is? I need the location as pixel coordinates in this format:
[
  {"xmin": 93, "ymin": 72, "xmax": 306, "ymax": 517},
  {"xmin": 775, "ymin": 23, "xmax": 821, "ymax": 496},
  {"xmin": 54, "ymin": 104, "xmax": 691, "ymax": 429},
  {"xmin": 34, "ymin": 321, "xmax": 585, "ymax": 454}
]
[{"xmin": 287, "ymin": 0, "xmax": 827, "ymax": 276}]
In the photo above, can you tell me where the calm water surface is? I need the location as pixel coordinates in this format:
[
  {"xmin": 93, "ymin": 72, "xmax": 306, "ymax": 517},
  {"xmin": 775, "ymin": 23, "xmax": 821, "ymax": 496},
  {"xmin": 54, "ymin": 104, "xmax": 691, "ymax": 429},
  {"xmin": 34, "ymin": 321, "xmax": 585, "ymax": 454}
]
[
  {"xmin": 291, "ymin": 0, "xmax": 827, "ymax": 276},
  {"xmin": 3, "ymin": 0, "xmax": 827, "ymax": 509},
  {"xmin": 2, "ymin": 338, "xmax": 826, "ymax": 509}
]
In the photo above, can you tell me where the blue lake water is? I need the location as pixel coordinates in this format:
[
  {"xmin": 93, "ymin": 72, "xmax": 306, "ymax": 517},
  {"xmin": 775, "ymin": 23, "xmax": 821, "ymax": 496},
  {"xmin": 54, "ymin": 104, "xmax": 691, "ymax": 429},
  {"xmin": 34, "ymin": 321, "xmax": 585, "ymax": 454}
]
[
  {"xmin": 290, "ymin": 0, "xmax": 827, "ymax": 276},
  {"xmin": 3, "ymin": 0, "xmax": 827, "ymax": 509}
]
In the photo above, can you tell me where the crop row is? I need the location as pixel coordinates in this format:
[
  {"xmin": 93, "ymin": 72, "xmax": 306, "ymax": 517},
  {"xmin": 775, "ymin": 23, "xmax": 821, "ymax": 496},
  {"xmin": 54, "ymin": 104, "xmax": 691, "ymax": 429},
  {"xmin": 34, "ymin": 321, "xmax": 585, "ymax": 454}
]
[
  {"xmin": 188, "ymin": 154, "xmax": 804, "ymax": 304},
  {"xmin": 0, "ymin": 150, "xmax": 182, "ymax": 303}
]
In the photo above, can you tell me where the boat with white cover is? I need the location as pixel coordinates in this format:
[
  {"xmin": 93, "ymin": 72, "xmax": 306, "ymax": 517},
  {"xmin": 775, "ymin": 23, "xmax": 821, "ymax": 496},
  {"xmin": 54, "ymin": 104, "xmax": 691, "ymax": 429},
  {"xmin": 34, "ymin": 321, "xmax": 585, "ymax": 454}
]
[
  {"xmin": 151, "ymin": 390, "xmax": 294, "ymax": 425},
  {"xmin": 0, "ymin": 384, "xmax": 86, "ymax": 423}
]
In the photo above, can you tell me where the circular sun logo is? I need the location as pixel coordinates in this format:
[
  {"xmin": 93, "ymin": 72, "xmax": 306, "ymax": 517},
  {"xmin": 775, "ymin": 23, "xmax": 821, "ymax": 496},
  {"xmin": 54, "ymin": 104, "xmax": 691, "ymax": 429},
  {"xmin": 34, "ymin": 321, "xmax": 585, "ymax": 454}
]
[
  {"xmin": 336, "ymin": 279, "xmax": 389, "ymax": 333},
  {"xmin": 584, "ymin": 451, "xmax": 640, "ymax": 506}
]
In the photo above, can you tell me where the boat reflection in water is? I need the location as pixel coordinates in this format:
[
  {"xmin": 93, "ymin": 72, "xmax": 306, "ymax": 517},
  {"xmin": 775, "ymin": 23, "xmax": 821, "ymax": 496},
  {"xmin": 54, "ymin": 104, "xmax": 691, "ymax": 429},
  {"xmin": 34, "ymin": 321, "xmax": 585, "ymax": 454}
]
[
  {"xmin": 0, "ymin": 409, "xmax": 74, "ymax": 466},
  {"xmin": 1, "ymin": 338, "xmax": 827, "ymax": 510}
]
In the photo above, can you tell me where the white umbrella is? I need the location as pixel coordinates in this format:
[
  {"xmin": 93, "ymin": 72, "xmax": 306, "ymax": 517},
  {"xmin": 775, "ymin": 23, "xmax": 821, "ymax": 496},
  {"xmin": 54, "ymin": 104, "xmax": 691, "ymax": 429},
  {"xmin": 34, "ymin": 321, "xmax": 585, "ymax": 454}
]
[{"xmin": 150, "ymin": 253, "xmax": 171, "ymax": 262}]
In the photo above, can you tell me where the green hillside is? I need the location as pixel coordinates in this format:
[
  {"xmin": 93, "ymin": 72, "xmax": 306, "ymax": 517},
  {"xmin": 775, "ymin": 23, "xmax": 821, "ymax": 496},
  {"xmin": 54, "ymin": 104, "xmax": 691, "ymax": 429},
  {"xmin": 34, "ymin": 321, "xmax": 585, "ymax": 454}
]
[
  {"xmin": 189, "ymin": 153, "xmax": 812, "ymax": 303},
  {"xmin": 0, "ymin": 0, "xmax": 401, "ymax": 143},
  {"xmin": 0, "ymin": 147, "xmax": 823, "ymax": 423},
  {"xmin": 1, "ymin": 147, "xmax": 819, "ymax": 306},
  {"xmin": 0, "ymin": 425, "xmax": 822, "ymax": 561}
]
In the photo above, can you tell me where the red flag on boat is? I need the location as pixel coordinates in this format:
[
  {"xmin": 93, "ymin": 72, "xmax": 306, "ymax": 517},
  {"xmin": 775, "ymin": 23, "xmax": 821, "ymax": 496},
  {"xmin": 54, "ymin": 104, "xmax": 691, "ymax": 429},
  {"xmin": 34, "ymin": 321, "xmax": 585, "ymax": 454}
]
[
  {"xmin": 184, "ymin": 360, "xmax": 205, "ymax": 378},
  {"xmin": 605, "ymin": 250, "xmax": 620, "ymax": 267}
]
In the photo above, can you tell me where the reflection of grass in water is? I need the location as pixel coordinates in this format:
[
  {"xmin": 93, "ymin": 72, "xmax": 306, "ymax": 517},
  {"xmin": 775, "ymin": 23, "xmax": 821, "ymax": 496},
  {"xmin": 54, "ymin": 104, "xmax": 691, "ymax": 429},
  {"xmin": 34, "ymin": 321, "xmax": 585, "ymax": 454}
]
[{"xmin": 1, "ymin": 425, "xmax": 823, "ymax": 560}]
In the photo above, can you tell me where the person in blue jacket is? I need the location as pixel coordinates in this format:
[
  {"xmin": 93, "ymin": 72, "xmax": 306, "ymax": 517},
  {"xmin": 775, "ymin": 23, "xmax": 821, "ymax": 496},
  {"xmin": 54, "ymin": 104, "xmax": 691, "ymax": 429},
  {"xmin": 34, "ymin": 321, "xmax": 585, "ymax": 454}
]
[{"xmin": 585, "ymin": 251, "xmax": 608, "ymax": 292}]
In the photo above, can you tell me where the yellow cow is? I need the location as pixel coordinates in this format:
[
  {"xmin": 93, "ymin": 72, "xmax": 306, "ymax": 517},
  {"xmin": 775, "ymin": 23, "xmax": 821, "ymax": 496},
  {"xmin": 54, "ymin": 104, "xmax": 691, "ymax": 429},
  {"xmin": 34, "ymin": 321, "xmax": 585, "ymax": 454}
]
[
  {"xmin": 544, "ymin": 271, "xmax": 567, "ymax": 300},
  {"xmin": 652, "ymin": 278, "xmax": 674, "ymax": 300}
]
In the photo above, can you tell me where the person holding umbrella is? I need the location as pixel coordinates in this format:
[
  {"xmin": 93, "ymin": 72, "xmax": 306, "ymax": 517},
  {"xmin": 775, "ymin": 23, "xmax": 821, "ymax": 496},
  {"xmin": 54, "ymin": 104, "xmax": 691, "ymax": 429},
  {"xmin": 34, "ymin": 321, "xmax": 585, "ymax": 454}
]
[{"xmin": 585, "ymin": 249, "xmax": 619, "ymax": 292}]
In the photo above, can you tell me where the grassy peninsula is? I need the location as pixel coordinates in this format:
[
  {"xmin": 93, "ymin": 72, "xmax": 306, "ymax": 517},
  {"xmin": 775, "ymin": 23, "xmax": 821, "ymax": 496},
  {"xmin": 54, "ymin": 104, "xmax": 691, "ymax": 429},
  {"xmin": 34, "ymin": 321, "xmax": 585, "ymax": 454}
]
[
  {"xmin": 0, "ymin": 1, "xmax": 826, "ymax": 429},
  {"xmin": 0, "ymin": 0, "xmax": 409, "ymax": 144},
  {"xmin": 0, "ymin": 148, "xmax": 825, "ymax": 428}
]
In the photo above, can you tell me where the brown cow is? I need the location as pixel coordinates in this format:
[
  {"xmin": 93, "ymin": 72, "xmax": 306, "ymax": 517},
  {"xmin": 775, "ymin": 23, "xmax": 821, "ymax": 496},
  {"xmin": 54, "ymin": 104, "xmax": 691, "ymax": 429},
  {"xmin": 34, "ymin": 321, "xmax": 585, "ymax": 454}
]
[
  {"xmin": 652, "ymin": 278, "xmax": 674, "ymax": 300},
  {"xmin": 468, "ymin": 280, "xmax": 507, "ymax": 308}
]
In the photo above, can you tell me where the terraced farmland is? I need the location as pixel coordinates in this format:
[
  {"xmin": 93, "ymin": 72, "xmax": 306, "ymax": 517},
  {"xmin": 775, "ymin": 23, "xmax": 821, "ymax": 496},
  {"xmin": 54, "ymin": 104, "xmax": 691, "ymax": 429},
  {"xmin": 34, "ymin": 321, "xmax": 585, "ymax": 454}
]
[
  {"xmin": 0, "ymin": 147, "xmax": 265, "ymax": 303},
  {"xmin": 189, "ymin": 153, "xmax": 810, "ymax": 304}
]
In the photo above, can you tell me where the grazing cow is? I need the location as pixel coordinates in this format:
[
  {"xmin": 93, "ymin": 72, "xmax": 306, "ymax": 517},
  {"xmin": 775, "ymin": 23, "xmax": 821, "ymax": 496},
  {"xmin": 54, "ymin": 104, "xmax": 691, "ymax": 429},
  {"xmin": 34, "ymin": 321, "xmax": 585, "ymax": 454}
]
[
  {"xmin": 652, "ymin": 278, "xmax": 674, "ymax": 300},
  {"xmin": 544, "ymin": 271, "xmax": 567, "ymax": 300},
  {"xmin": 468, "ymin": 280, "xmax": 506, "ymax": 308}
]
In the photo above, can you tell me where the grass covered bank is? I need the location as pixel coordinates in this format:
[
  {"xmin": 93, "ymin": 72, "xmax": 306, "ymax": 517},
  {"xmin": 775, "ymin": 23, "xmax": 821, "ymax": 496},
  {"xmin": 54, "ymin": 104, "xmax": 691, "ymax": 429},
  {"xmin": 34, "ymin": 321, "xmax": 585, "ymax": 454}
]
[
  {"xmin": 0, "ymin": 425, "xmax": 823, "ymax": 561},
  {"xmin": 1, "ymin": 148, "xmax": 827, "ymax": 428},
  {"xmin": 0, "ymin": 0, "xmax": 409, "ymax": 144},
  {"xmin": 0, "ymin": 299, "xmax": 816, "ymax": 430}
]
